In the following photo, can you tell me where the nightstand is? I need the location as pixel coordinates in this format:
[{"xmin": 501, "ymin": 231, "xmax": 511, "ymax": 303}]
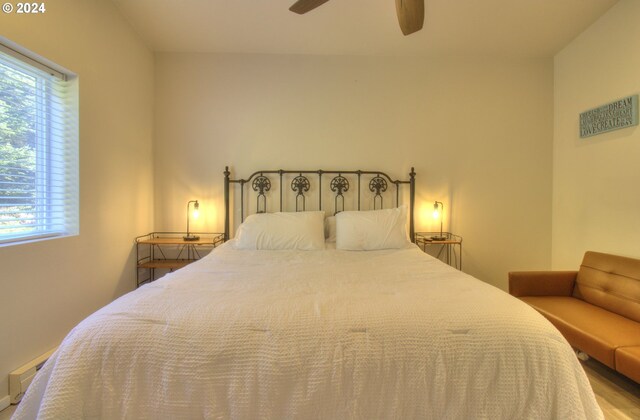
[
  {"xmin": 135, "ymin": 232, "xmax": 224, "ymax": 287},
  {"xmin": 414, "ymin": 232, "xmax": 463, "ymax": 270}
]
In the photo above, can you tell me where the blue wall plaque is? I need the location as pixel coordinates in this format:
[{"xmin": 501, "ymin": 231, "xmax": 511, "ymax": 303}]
[{"xmin": 580, "ymin": 95, "xmax": 638, "ymax": 138}]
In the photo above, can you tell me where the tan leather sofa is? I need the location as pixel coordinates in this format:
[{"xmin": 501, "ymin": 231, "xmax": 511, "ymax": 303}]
[{"xmin": 509, "ymin": 251, "xmax": 640, "ymax": 383}]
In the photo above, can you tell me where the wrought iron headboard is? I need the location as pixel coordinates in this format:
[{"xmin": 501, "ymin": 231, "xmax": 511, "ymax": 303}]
[{"xmin": 224, "ymin": 167, "xmax": 416, "ymax": 242}]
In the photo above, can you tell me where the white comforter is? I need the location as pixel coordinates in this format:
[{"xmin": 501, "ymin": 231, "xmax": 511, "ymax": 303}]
[{"xmin": 15, "ymin": 242, "xmax": 602, "ymax": 419}]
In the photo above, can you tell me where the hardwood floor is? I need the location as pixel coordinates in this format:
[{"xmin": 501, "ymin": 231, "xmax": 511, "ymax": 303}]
[
  {"xmin": 582, "ymin": 358, "xmax": 640, "ymax": 419},
  {"xmin": 0, "ymin": 403, "xmax": 15, "ymax": 420},
  {"xmin": 1, "ymin": 359, "xmax": 638, "ymax": 419}
]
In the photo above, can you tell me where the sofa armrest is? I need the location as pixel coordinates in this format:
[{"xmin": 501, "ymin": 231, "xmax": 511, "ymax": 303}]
[{"xmin": 508, "ymin": 271, "xmax": 578, "ymax": 297}]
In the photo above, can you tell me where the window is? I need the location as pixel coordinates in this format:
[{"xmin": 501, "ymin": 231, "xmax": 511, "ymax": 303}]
[{"xmin": 0, "ymin": 42, "xmax": 78, "ymax": 244}]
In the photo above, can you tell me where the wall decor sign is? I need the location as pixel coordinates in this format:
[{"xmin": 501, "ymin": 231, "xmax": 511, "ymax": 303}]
[{"xmin": 580, "ymin": 94, "xmax": 638, "ymax": 138}]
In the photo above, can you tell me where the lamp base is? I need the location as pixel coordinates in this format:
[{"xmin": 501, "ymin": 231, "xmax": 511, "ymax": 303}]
[
  {"xmin": 183, "ymin": 235, "xmax": 200, "ymax": 241},
  {"xmin": 430, "ymin": 235, "xmax": 447, "ymax": 241}
]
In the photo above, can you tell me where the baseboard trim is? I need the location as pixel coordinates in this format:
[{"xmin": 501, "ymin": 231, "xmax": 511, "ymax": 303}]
[{"xmin": 0, "ymin": 395, "xmax": 10, "ymax": 412}]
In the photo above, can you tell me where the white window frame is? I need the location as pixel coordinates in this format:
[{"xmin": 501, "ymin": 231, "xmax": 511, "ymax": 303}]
[{"xmin": 0, "ymin": 39, "xmax": 78, "ymax": 245}]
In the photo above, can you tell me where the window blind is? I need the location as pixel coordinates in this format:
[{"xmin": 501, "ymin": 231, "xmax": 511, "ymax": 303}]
[{"xmin": 0, "ymin": 45, "xmax": 78, "ymax": 244}]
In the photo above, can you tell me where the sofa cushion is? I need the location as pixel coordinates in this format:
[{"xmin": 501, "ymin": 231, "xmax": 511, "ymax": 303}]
[
  {"xmin": 616, "ymin": 347, "xmax": 640, "ymax": 384},
  {"xmin": 574, "ymin": 251, "xmax": 640, "ymax": 323},
  {"xmin": 520, "ymin": 296, "xmax": 640, "ymax": 368}
]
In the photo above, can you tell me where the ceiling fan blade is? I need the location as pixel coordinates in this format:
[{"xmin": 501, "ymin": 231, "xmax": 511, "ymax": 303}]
[
  {"xmin": 289, "ymin": 0, "xmax": 331, "ymax": 14},
  {"xmin": 395, "ymin": 0, "xmax": 424, "ymax": 35}
]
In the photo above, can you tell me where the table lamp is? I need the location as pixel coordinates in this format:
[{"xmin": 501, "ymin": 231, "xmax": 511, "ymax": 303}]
[
  {"xmin": 184, "ymin": 200, "xmax": 200, "ymax": 241},
  {"xmin": 431, "ymin": 201, "xmax": 446, "ymax": 241}
]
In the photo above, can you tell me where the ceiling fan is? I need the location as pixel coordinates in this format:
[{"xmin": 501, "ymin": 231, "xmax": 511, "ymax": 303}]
[{"xmin": 289, "ymin": 0, "xmax": 424, "ymax": 36}]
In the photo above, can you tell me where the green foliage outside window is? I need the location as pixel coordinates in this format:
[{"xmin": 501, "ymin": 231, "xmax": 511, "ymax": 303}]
[{"xmin": 0, "ymin": 61, "xmax": 37, "ymax": 233}]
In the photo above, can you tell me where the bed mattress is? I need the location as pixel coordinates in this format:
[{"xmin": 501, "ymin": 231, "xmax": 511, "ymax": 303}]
[{"xmin": 14, "ymin": 242, "xmax": 602, "ymax": 419}]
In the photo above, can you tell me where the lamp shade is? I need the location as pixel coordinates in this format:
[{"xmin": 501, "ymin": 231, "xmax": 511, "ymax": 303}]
[
  {"xmin": 432, "ymin": 203, "xmax": 440, "ymax": 219},
  {"xmin": 193, "ymin": 202, "xmax": 199, "ymax": 219}
]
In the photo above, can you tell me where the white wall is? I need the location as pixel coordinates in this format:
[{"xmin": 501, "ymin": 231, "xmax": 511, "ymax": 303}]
[
  {"xmin": 155, "ymin": 53, "xmax": 553, "ymax": 289},
  {"xmin": 553, "ymin": 0, "xmax": 640, "ymax": 268},
  {"xmin": 0, "ymin": 0, "xmax": 154, "ymax": 399}
]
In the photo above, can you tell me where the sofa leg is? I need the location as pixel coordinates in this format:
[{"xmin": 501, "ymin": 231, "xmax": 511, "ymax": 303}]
[{"xmin": 576, "ymin": 350, "xmax": 590, "ymax": 361}]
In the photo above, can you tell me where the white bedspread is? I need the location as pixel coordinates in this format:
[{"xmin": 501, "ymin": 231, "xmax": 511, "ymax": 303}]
[{"xmin": 14, "ymin": 242, "xmax": 602, "ymax": 419}]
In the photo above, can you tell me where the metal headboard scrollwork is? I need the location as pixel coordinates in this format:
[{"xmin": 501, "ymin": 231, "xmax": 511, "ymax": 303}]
[
  {"xmin": 224, "ymin": 167, "xmax": 416, "ymax": 242},
  {"xmin": 330, "ymin": 174, "xmax": 349, "ymax": 214},
  {"xmin": 369, "ymin": 175, "xmax": 388, "ymax": 210},
  {"xmin": 252, "ymin": 174, "xmax": 271, "ymax": 213},
  {"xmin": 291, "ymin": 174, "xmax": 310, "ymax": 212}
]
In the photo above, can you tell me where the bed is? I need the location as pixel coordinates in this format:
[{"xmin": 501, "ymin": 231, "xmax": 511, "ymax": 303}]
[{"xmin": 13, "ymin": 167, "xmax": 602, "ymax": 419}]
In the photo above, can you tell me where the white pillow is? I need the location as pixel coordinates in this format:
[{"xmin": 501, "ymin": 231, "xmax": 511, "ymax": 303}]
[
  {"xmin": 234, "ymin": 211, "xmax": 325, "ymax": 250},
  {"xmin": 336, "ymin": 205, "xmax": 410, "ymax": 250},
  {"xmin": 324, "ymin": 216, "xmax": 337, "ymax": 242}
]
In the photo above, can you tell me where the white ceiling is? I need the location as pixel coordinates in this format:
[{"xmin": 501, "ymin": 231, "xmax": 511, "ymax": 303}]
[{"xmin": 111, "ymin": 0, "xmax": 619, "ymax": 57}]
